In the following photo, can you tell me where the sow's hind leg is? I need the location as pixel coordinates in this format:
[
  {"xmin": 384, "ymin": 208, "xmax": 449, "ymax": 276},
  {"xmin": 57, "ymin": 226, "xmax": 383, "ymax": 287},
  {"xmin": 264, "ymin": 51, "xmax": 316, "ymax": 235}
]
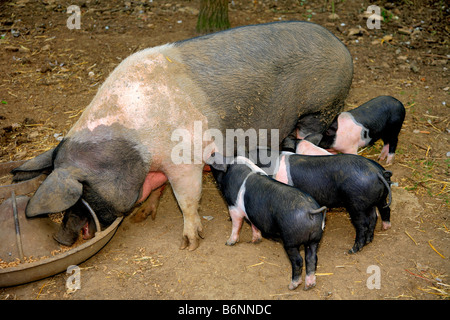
[
  {"xmin": 131, "ymin": 184, "xmax": 167, "ymax": 223},
  {"xmin": 166, "ymin": 164, "xmax": 204, "ymax": 251}
]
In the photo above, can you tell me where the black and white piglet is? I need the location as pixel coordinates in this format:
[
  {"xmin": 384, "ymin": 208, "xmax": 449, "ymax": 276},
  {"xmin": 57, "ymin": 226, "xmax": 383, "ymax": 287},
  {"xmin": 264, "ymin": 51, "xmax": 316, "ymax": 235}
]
[
  {"xmin": 251, "ymin": 149, "xmax": 393, "ymax": 254},
  {"xmin": 207, "ymin": 153, "xmax": 326, "ymax": 291},
  {"xmin": 319, "ymin": 95, "xmax": 405, "ymax": 164}
]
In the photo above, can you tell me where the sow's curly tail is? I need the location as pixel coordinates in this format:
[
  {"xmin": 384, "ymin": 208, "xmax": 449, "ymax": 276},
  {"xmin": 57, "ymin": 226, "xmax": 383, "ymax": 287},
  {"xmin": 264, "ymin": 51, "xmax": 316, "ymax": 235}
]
[
  {"xmin": 378, "ymin": 171, "xmax": 393, "ymax": 208},
  {"xmin": 309, "ymin": 206, "xmax": 327, "ymax": 230},
  {"xmin": 309, "ymin": 206, "xmax": 327, "ymax": 215}
]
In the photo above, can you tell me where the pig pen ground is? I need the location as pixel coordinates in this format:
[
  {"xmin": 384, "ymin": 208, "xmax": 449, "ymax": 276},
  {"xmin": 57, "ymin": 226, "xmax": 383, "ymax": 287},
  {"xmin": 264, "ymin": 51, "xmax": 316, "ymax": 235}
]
[{"xmin": 0, "ymin": 0, "xmax": 448, "ymax": 301}]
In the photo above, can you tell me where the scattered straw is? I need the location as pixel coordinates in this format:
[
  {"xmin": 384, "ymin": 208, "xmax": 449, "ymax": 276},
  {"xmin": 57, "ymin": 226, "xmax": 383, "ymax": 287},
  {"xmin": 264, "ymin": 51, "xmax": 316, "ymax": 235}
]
[
  {"xmin": 247, "ymin": 261, "xmax": 264, "ymax": 268},
  {"xmin": 425, "ymin": 146, "xmax": 431, "ymax": 158},
  {"xmin": 246, "ymin": 256, "xmax": 280, "ymax": 269},
  {"xmin": 35, "ymin": 279, "xmax": 55, "ymax": 300},
  {"xmin": 428, "ymin": 240, "xmax": 446, "ymax": 259},
  {"xmin": 132, "ymin": 256, "xmax": 163, "ymax": 267},
  {"xmin": 405, "ymin": 230, "xmax": 418, "ymax": 245},
  {"xmin": 405, "ymin": 269, "xmax": 435, "ymax": 283},
  {"xmin": 418, "ymin": 286, "xmax": 450, "ymax": 298},
  {"xmin": 269, "ymin": 292, "xmax": 301, "ymax": 297},
  {"xmin": 435, "ymin": 184, "xmax": 447, "ymax": 196}
]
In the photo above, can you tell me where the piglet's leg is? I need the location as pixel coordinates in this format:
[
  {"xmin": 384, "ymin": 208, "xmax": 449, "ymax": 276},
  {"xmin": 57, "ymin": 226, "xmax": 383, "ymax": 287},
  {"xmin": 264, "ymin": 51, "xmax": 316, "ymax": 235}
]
[
  {"xmin": 378, "ymin": 201, "xmax": 391, "ymax": 230},
  {"xmin": 386, "ymin": 154, "xmax": 395, "ymax": 165},
  {"xmin": 348, "ymin": 210, "xmax": 367, "ymax": 254},
  {"xmin": 226, "ymin": 207, "xmax": 245, "ymax": 246},
  {"xmin": 304, "ymin": 242, "xmax": 319, "ymax": 290},
  {"xmin": 250, "ymin": 224, "xmax": 262, "ymax": 244},
  {"xmin": 378, "ymin": 144, "xmax": 390, "ymax": 162},
  {"xmin": 365, "ymin": 207, "xmax": 378, "ymax": 245},
  {"xmin": 285, "ymin": 246, "xmax": 303, "ymax": 290},
  {"xmin": 382, "ymin": 130, "xmax": 401, "ymax": 164}
]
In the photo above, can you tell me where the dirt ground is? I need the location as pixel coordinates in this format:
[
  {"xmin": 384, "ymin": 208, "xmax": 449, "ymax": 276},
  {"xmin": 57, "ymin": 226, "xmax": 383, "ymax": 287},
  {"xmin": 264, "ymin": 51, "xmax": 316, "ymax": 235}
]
[{"xmin": 0, "ymin": 0, "xmax": 448, "ymax": 301}]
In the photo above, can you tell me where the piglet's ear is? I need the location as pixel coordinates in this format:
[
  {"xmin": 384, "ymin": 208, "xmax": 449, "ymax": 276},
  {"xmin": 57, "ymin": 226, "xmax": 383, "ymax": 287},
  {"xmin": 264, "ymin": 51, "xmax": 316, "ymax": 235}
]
[
  {"xmin": 206, "ymin": 153, "xmax": 227, "ymax": 172},
  {"xmin": 26, "ymin": 168, "xmax": 83, "ymax": 218},
  {"xmin": 304, "ymin": 133, "xmax": 323, "ymax": 145}
]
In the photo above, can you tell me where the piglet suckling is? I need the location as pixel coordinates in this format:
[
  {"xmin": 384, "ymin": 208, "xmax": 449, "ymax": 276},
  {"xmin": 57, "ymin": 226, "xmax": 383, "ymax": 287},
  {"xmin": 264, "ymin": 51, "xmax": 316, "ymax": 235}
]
[
  {"xmin": 251, "ymin": 149, "xmax": 393, "ymax": 254},
  {"xmin": 208, "ymin": 153, "xmax": 326, "ymax": 290},
  {"xmin": 319, "ymin": 95, "xmax": 405, "ymax": 164}
]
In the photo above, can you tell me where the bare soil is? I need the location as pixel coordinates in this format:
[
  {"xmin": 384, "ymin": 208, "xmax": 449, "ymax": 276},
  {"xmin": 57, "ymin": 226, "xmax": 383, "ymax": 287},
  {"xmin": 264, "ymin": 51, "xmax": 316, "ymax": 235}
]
[{"xmin": 0, "ymin": 0, "xmax": 448, "ymax": 300}]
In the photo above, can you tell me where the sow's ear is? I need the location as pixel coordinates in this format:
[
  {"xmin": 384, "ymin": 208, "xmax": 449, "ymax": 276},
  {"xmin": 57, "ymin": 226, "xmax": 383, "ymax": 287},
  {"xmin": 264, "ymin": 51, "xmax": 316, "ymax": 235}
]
[
  {"xmin": 11, "ymin": 148, "xmax": 55, "ymax": 182},
  {"xmin": 26, "ymin": 168, "xmax": 83, "ymax": 218}
]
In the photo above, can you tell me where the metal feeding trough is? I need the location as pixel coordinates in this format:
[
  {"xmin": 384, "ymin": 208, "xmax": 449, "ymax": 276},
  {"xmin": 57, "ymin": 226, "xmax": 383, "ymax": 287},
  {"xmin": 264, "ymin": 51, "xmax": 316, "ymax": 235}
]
[{"xmin": 0, "ymin": 160, "xmax": 123, "ymax": 287}]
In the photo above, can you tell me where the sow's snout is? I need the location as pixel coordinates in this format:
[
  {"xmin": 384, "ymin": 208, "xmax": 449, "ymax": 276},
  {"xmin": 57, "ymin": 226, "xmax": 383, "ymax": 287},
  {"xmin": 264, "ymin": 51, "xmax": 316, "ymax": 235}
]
[{"xmin": 53, "ymin": 201, "xmax": 97, "ymax": 246}]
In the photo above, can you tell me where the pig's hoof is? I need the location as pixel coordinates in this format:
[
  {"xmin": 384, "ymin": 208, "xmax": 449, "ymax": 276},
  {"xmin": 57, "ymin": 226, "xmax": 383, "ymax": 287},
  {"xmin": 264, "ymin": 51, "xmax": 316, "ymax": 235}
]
[
  {"xmin": 304, "ymin": 283, "xmax": 316, "ymax": 291},
  {"xmin": 348, "ymin": 246, "xmax": 361, "ymax": 254},
  {"xmin": 130, "ymin": 207, "xmax": 144, "ymax": 223},
  {"xmin": 288, "ymin": 279, "xmax": 302, "ymax": 290},
  {"xmin": 150, "ymin": 209, "xmax": 158, "ymax": 220},
  {"xmin": 304, "ymin": 274, "xmax": 316, "ymax": 290},
  {"xmin": 180, "ymin": 229, "xmax": 203, "ymax": 251},
  {"xmin": 226, "ymin": 239, "xmax": 238, "ymax": 246},
  {"xmin": 382, "ymin": 221, "xmax": 391, "ymax": 230},
  {"xmin": 130, "ymin": 205, "xmax": 156, "ymax": 223},
  {"xmin": 180, "ymin": 221, "xmax": 204, "ymax": 251},
  {"xmin": 131, "ymin": 212, "xmax": 148, "ymax": 223},
  {"xmin": 385, "ymin": 157, "xmax": 394, "ymax": 165},
  {"xmin": 180, "ymin": 235, "xmax": 200, "ymax": 251},
  {"xmin": 251, "ymin": 238, "xmax": 262, "ymax": 244}
]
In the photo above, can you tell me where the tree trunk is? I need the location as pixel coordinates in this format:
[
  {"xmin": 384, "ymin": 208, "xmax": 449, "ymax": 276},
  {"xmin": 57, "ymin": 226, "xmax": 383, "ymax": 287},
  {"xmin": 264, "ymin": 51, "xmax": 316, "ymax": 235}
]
[{"xmin": 196, "ymin": 0, "xmax": 230, "ymax": 34}]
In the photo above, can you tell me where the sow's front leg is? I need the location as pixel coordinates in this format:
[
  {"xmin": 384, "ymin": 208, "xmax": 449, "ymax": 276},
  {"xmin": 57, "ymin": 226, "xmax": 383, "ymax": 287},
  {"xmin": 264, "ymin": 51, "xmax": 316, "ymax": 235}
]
[{"xmin": 166, "ymin": 164, "xmax": 204, "ymax": 251}]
